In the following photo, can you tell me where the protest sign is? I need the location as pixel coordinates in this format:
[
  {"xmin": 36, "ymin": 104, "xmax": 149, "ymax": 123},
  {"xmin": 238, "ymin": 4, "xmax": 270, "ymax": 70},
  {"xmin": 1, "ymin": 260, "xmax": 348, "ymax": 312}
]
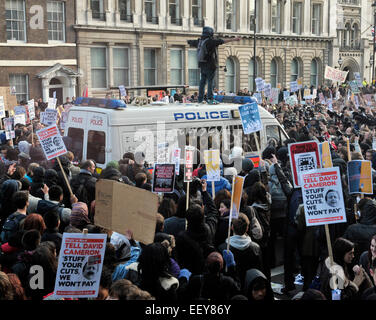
[
  {"xmin": 157, "ymin": 142, "xmax": 169, "ymax": 163},
  {"xmin": 0, "ymin": 96, "xmax": 5, "ymax": 119},
  {"xmin": 349, "ymin": 80, "xmax": 360, "ymax": 94},
  {"xmin": 41, "ymin": 109, "xmax": 58, "ymax": 126},
  {"xmin": 36, "ymin": 124, "xmax": 67, "ymax": 161},
  {"xmin": 171, "ymin": 147, "xmax": 181, "ymax": 175},
  {"xmin": 27, "ymin": 99, "xmax": 35, "ymax": 120},
  {"xmin": 184, "ymin": 146, "xmax": 195, "ymax": 183},
  {"xmin": 302, "ymin": 167, "xmax": 346, "ymax": 227},
  {"xmin": 255, "ymin": 78, "xmax": 264, "ymax": 92},
  {"xmin": 347, "ymin": 160, "xmax": 373, "ymax": 195},
  {"xmin": 119, "ymin": 85, "xmax": 127, "ymax": 97},
  {"xmin": 320, "ymin": 141, "xmax": 333, "ymax": 168},
  {"xmin": 152, "ymin": 163, "xmax": 175, "ymax": 193},
  {"xmin": 324, "ymin": 66, "xmax": 348, "ymax": 83},
  {"xmin": 247, "ymin": 155, "xmax": 260, "ymax": 168},
  {"xmin": 289, "ymin": 141, "xmax": 321, "ymax": 188},
  {"xmin": 283, "ymin": 91, "xmax": 290, "ymax": 101},
  {"xmin": 263, "ymin": 83, "xmax": 272, "ymax": 97},
  {"xmin": 3, "ymin": 117, "xmax": 15, "ymax": 140},
  {"xmin": 230, "ymin": 176, "xmax": 245, "ymax": 219},
  {"xmin": 238, "ymin": 102, "xmax": 262, "ymax": 134},
  {"xmin": 14, "ymin": 113, "xmax": 26, "ymax": 126},
  {"xmin": 268, "ymin": 88, "xmax": 280, "ymax": 105},
  {"xmin": 204, "ymin": 149, "xmax": 221, "ymax": 182},
  {"xmin": 290, "ymin": 81, "xmax": 299, "ymax": 92},
  {"xmin": 54, "ymin": 232, "xmax": 106, "ymax": 299},
  {"xmin": 48, "ymin": 97, "xmax": 57, "ymax": 109},
  {"xmin": 312, "ymin": 89, "xmax": 317, "ymax": 99},
  {"xmin": 303, "ymin": 89, "xmax": 312, "ymax": 99},
  {"xmin": 286, "ymin": 95, "xmax": 298, "ymax": 106},
  {"xmin": 254, "ymin": 92, "xmax": 262, "ymax": 104},
  {"xmin": 14, "ymin": 105, "xmax": 26, "ymax": 115},
  {"xmin": 364, "ymin": 94, "xmax": 372, "ymax": 106},
  {"xmin": 0, "ymin": 87, "xmax": 17, "ymax": 111},
  {"xmin": 319, "ymin": 93, "xmax": 326, "ymax": 104},
  {"xmin": 354, "ymin": 72, "xmax": 363, "ymax": 88},
  {"xmin": 297, "ymin": 78, "xmax": 303, "ymax": 89},
  {"xmin": 95, "ymin": 179, "xmax": 158, "ymax": 245},
  {"xmin": 327, "ymin": 98, "xmax": 333, "ymax": 111}
]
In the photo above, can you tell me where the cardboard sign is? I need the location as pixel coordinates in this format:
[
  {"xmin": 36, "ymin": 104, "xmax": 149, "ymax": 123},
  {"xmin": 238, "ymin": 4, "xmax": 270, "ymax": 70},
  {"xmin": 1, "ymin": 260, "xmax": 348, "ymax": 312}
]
[
  {"xmin": 230, "ymin": 176, "xmax": 245, "ymax": 219},
  {"xmin": 54, "ymin": 233, "xmax": 106, "ymax": 298},
  {"xmin": 152, "ymin": 163, "xmax": 176, "ymax": 193},
  {"xmin": 238, "ymin": 102, "xmax": 262, "ymax": 134},
  {"xmin": 0, "ymin": 96, "xmax": 5, "ymax": 119},
  {"xmin": 184, "ymin": 146, "xmax": 195, "ymax": 182},
  {"xmin": 302, "ymin": 167, "xmax": 346, "ymax": 227},
  {"xmin": 324, "ymin": 66, "xmax": 348, "ymax": 83},
  {"xmin": 41, "ymin": 109, "xmax": 58, "ymax": 126},
  {"xmin": 204, "ymin": 150, "xmax": 221, "ymax": 182},
  {"xmin": 320, "ymin": 141, "xmax": 333, "ymax": 168},
  {"xmin": 289, "ymin": 141, "xmax": 321, "ymax": 188},
  {"xmin": 14, "ymin": 113, "xmax": 26, "ymax": 125},
  {"xmin": 95, "ymin": 179, "xmax": 158, "ymax": 245},
  {"xmin": 171, "ymin": 147, "xmax": 181, "ymax": 175},
  {"xmin": 255, "ymin": 78, "xmax": 264, "ymax": 92},
  {"xmin": 347, "ymin": 160, "xmax": 373, "ymax": 194},
  {"xmin": 27, "ymin": 99, "xmax": 35, "ymax": 120},
  {"xmin": 36, "ymin": 124, "xmax": 68, "ymax": 161}
]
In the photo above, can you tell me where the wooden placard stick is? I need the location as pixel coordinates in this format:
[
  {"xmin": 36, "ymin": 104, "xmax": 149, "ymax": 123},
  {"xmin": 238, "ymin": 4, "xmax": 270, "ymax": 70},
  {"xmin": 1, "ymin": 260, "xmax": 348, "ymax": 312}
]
[{"xmin": 57, "ymin": 156, "xmax": 73, "ymax": 196}]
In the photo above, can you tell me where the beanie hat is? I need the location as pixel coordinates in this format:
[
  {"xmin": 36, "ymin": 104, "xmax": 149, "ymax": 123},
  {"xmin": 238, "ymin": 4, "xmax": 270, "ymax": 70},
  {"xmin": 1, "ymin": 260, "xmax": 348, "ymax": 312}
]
[{"xmin": 242, "ymin": 158, "xmax": 254, "ymax": 172}]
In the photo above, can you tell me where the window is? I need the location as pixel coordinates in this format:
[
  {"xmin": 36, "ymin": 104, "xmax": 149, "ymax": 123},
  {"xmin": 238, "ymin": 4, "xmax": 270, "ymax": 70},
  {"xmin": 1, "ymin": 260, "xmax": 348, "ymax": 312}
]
[
  {"xmin": 352, "ymin": 24, "xmax": 360, "ymax": 48},
  {"xmin": 5, "ymin": 0, "xmax": 26, "ymax": 41},
  {"xmin": 192, "ymin": 0, "xmax": 203, "ymax": 26},
  {"xmin": 144, "ymin": 49, "xmax": 157, "ymax": 85},
  {"xmin": 310, "ymin": 59, "xmax": 318, "ymax": 87},
  {"xmin": 145, "ymin": 0, "xmax": 158, "ymax": 24},
  {"xmin": 312, "ymin": 3, "xmax": 321, "ymax": 35},
  {"xmin": 47, "ymin": 1, "xmax": 65, "ymax": 42},
  {"xmin": 188, "ymin": 50, "xmax": 200, "ymax": 87},
  {"xmin": 170, "ymin": 49, "xmax": 183, "ymax": 85},
  {"xmin": 271, "ymin": 0, "xmax": 282, "ymax": 34},
  {"xmin": 169, "ymin": 0, "xmax": 181, "ymax": 25},
  {"xmin": 9, "ymin": 74, "xmax": 28, "ymax": 103},
  {"xmin": 248, "ymin": 58, "xmax": 258, "ymax": 91},
  {"xmin": 344, "ymin": 23, "xmax": 351, "ymax": 47},
  {"xmin": 292, "ymin": 2, "xmax": 302, "ymax": 35},
  {"xmin": 291, "ymin": 58, "xmax": 299, "ymax": 82},
  {"xmin": 225, "ymin": 58, "xmax": 236, "ymax": 94},
  {"xmin": 68, "ymin": 128, "xmax": 84, "ymax": 162},
  {"xmin": 266, "ymin": 125, "xmax": 288, "ymax": 147},
  {"xmin": 91, "ymin": 0, "xmax": 105, "ymax": 20},
  {"xmin": 87, "ymin": 130, "xmax": 106, "ymax": 164},
  {"xmin": 119, "ymin": 0, "xmax": 132, "ymax": 22},
  {"xmin": 113, "ymin": 48, "xmax": 129, "ymax": 87},
  {"xmin": 270, "ymin": 58, "xmax": 278, "ymax": 88},
  {"xmin": 91, "ymin": 47, "xmax": 107, "ymax": 89},
  {"xmin": 249, "ymin": 0, "xmax": 260, "ymax": 32},
  {"xmin": 225, "ymin": 0, "xmax": 236, "ymax": 31}
]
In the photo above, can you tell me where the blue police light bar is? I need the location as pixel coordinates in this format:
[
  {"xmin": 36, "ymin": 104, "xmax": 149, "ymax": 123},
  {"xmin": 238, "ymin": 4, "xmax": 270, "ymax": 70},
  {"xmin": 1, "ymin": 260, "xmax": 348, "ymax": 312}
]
[
  {"xmin": 75, "ymin": 97, "xmax": 127, "ymax": 109},
  {"xmin": 214, "ymin": 95, "xmax": 257, "ymax": 104}
]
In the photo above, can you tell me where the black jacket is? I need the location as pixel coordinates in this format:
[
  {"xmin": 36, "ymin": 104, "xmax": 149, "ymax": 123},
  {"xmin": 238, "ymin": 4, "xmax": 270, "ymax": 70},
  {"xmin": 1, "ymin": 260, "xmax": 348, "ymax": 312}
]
[
  {"xmin": 70, "ymin": 170, "xmax": 97, "ymax": 208},
  {"xmin": 41, "ymin": 228, "xmax": 62, "ymax": 254}
]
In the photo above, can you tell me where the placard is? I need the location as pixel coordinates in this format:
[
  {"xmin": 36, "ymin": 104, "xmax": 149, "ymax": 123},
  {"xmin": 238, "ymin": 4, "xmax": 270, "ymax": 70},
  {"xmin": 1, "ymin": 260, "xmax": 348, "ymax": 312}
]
[
  {"xmin": 347, "ymin": 160, "xmax": 373, "ymax": 194},
  {"xmin": 286, "ymin": 95, "xmax": 298, "ymax": 106},
  {"xmin": 152, "ymin": 163, "xmax": 175, "ymax": 193},
  {"xmin": 268, "ymin": 88, "xmax": 280, "ymax": 105},
  {"xmin": 283, "ymin": 91, "xmax": 290, "ymax": 101},
  {"xmin": 27, "ymin": 99, "xmax": 35, "ymax": 120},
  {"xmin": 54, "ymin": 233, "xmax": 106, "ymax": 299},
  {"xmin": 157, "ymin": 142, "xmax": 169, "ymax": 164},
  {"xmin": 119, "ymin": 85, "xmax": 127, "ymax": 97},
  {"xmin": 36, "ymin": 124, "xmax": 68, "ymax": 161},
  {"xmin": 184, "ymin": 146, "xmax": 195, "ymax": 182},
  {"xmin": 204, "ymin": 150, "xmax": 221, "ymax": 182},
  {"xmin": 289, "ymin": 141, "xmax": 321, "ymax": 188},
  {"xmin": 14, "ymin": 113, "xmax": 26, "ymax": 126},
  {"xmin": 14, "ymin": 105, "xmax": 26, "ymax": 115},
  {"xmin": 48, "ymin": 97, "xmax": 57, "ymax": 109},
  {"xmin": 238, "ymin": 102, "xmax": 262, "ymax": 134},
  {"xmin": 349, "ymin": 80, "xmax": 360, "ymax": 94},
  {"xmin": 255, "ymin": 78, "xmax": 265, "ymax": 92},
  {"xmin": 320, "ymin": 141, "xmax": 333, "ymax": 168},
  {"xmin": 290, "ymin": 81, "xmax": 299, "ymax": 93},
  {"xmin": 253, "ymin": 92, "xmax": 262, "ymax": 104},
  {"xmin": 230, "ymin": 176, "xmax": 245, "ymax": 219},
  {"xmin": 0, "ymin": 96, "xmax": 5, "ymax": 119},
  {"xmin": 302, "ymin": 167, "xmax": 346, "ymax": 227},
  {"xmin": 41, "ymin": 109, "xmax": 58, "ymax": 126},
  {"xmin": 171, "ymin": 147, "xmax": 181, "ymax": 175},
  {"xmin": 263, "ymin": 83, "xmax": 272, "ymax": 97}
]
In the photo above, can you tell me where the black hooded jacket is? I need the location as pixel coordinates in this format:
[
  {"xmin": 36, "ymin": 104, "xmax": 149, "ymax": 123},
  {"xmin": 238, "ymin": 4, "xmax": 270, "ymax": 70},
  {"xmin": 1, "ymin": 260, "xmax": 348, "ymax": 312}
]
[{"xmin": 243, "ymin": 269, "xmax": 274, "ymax": 301}]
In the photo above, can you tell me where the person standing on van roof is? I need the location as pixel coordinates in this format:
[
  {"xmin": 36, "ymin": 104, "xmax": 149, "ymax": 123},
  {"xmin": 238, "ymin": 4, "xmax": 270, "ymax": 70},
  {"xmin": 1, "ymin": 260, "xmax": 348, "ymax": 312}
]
[{"xmin": 187, "ymin": 27, "xmax": 241, "ymax": 105}]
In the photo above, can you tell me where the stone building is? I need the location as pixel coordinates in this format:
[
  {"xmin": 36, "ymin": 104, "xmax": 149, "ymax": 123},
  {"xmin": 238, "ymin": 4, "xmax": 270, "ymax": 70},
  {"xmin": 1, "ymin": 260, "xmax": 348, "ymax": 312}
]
[{"xmin": 0, "ymin": 0, "xmax": 79, "ymax": 105}]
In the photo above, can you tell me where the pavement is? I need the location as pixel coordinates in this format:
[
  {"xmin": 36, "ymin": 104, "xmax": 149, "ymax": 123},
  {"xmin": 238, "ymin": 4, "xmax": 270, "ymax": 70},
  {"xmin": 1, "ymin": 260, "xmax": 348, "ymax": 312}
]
[{"xmin": 271, "ymin": 265, "xmax": 304, "ymax": 300}]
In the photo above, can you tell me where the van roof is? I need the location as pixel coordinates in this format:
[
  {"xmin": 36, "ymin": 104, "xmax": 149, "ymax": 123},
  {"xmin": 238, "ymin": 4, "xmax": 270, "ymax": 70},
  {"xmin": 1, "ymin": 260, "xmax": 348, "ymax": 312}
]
[{"xmin": 68, "ymin": 102, "xmax": 277, "ymax": 126}]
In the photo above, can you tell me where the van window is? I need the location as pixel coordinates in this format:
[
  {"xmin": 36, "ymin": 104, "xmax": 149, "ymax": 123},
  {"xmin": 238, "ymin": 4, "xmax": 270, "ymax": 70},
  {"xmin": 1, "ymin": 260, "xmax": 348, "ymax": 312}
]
[
  {"xmin": 87, "ymin": 130, "xmax": 106, "ymax": 164},
  {"xmin": 68, "ymin": 128, "xmax": 84, "ymax": 162},
  {"xmin": 242, "ymin": 131, "xmax": 260, "ymax": 153},
  {"xmin": 266, "ymin": 125, "xmax": 288, "ymax": 147}
]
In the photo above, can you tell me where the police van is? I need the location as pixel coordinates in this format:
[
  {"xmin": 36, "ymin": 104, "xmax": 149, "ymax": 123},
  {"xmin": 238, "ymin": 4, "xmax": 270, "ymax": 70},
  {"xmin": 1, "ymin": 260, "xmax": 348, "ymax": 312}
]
[{"xmin": 63, "ymin": 97, "xmax": 289, "ymax": 169}]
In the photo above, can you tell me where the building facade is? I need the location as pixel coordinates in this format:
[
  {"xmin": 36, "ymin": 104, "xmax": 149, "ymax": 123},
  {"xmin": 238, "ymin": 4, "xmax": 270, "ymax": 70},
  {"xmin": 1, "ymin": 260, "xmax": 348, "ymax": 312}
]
[{"xmin": 0, "ymin": 0, "xmax": 79, "ymax": 105}]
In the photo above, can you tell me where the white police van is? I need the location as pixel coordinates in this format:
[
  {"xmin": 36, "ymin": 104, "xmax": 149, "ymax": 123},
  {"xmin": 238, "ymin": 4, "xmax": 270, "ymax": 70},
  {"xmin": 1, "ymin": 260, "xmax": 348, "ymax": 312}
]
[{"xmin": 64, "ymin": 97, "xmax": 289, "ymax": 169}]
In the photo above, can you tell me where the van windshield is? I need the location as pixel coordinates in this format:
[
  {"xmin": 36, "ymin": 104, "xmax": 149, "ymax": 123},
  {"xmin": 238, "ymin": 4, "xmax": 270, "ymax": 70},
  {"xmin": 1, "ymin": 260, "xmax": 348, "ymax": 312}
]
[
  {"xmin": 87, "ymin": 130, "xmax": 106, "ymax": 164},
  {"xmin": 67, "ymin": 128, "xmax": 84, "ymax": 162}
]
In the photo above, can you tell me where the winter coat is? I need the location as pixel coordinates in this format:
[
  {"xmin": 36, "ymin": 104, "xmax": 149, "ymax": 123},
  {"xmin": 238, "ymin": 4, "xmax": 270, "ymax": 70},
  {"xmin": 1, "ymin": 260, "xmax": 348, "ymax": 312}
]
[
  {"xmin": 251, "ymin": 201, "xmax": 271, "ymax": 249},
  {"xmin": 202, "ymin": 175, "xmax": 232, "ymax": 195},
  {"xmin": 0, "ymin": 180, "xmax": 19, "ymax": 225},
  {"xmin": 163, "ymin": 216, "xmax": 186, "ymax": 238}
]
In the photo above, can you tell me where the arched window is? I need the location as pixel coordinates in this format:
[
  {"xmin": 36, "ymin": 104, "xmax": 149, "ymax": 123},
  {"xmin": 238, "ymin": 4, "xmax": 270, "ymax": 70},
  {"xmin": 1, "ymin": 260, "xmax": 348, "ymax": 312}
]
[
  {"xmin": 291, "ymin": 58, "xmax": 299, "ymax": 82},
  {"xmin": 344, "ymin": 23, "xmax": 351, "ymax": 47},
  {"xmin": 270, "ymin": 58, "xmax": 278, "ymax": 88},
  {"xmin": 248, "ymin": 58, "xmax": 258, "ymax": 91},
  {"xmin": 310, "ymin": 59, "xmax": 318, "ymax": 87},
  {"xmin": 225, "ymin": 58, "xmax": 236, "ymax": 94}
]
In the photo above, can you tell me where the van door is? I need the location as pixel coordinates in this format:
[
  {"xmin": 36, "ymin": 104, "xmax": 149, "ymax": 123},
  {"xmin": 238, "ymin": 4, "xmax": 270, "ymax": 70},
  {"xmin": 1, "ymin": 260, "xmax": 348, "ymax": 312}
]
[
  {"xmin": 66, "ymin": 112, "xmax": 87, "ymax": 163},
  {"xmin": 86, "ymin": 113, "xmax": 108, "ymax": 167}
]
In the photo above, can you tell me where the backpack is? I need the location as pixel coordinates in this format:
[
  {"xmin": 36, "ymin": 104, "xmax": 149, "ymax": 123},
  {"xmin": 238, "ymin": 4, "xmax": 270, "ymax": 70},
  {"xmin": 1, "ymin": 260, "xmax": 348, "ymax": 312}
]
[
  {"xmin": 0, "ymin": 212, "xmax": 26, "ymax": 244},
  {"xmin": 197, "ymin": 38, "xmax": 210, "ymax": 63},
  {"xmin": 71, "ymin": 176, "xmax": 89, "ymax": 205}
]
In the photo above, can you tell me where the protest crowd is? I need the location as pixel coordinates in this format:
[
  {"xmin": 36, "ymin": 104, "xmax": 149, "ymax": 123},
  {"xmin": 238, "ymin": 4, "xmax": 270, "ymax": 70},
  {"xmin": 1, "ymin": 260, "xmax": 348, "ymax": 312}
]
[{"xmin": 0, "ymin": 79, "xmax": 376, "ymax": 302}]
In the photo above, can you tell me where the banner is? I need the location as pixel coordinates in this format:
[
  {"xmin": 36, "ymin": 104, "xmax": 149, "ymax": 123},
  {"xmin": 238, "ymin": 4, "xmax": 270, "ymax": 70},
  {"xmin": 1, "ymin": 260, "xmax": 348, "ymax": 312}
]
[
  {"xmin": 152, "ymin": 163, "xmax": 175, "ymax": 193},
  {"xmin": 184, "ymin": 146, "xmax": 195, "ymax": 182},
  {"xmin": 41, "ymin": 109, "xmax": 58, "ymax": 126},
  {"xmin": 347, "ymin": 160, "xmax": 373, "ymax": 194},
  {"xmin": 230, "ymin": 176, "xmax": 245, "ymax": 219},
  {"xmin": 0, "ymin": 96, "xmax": 5, "ymax": 119},
  {"xmin": 171, "ymin": 147, "xmax": 181, "ymax": 175},
  {"xmin": 238, "ymin": 102, "xmax": 262, "ymax": 134},
  {"xmin": 36, "ymin": 124, "xmax": 68, "ymax": 161},
  {"xmin": 302, "ymin": 167, "xmax": 346, "ymax": 227},
  {"xmin": 324, "ymin": 66, "xmax": 348, "ymax": 83},
  {"xmin": 54, "ymin": 233, "xmax": 106, "ymax": 299},
  {"xmin": 204, "ymin": 150, "xmax": 221, "ymax": 182},
  {"xmin": 320, "ymin": 141, "xmax": 333, "ymax": 168},
  {"xmin": 289, "ymin": 141, "xmax": 321, "ymax": 188}
]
